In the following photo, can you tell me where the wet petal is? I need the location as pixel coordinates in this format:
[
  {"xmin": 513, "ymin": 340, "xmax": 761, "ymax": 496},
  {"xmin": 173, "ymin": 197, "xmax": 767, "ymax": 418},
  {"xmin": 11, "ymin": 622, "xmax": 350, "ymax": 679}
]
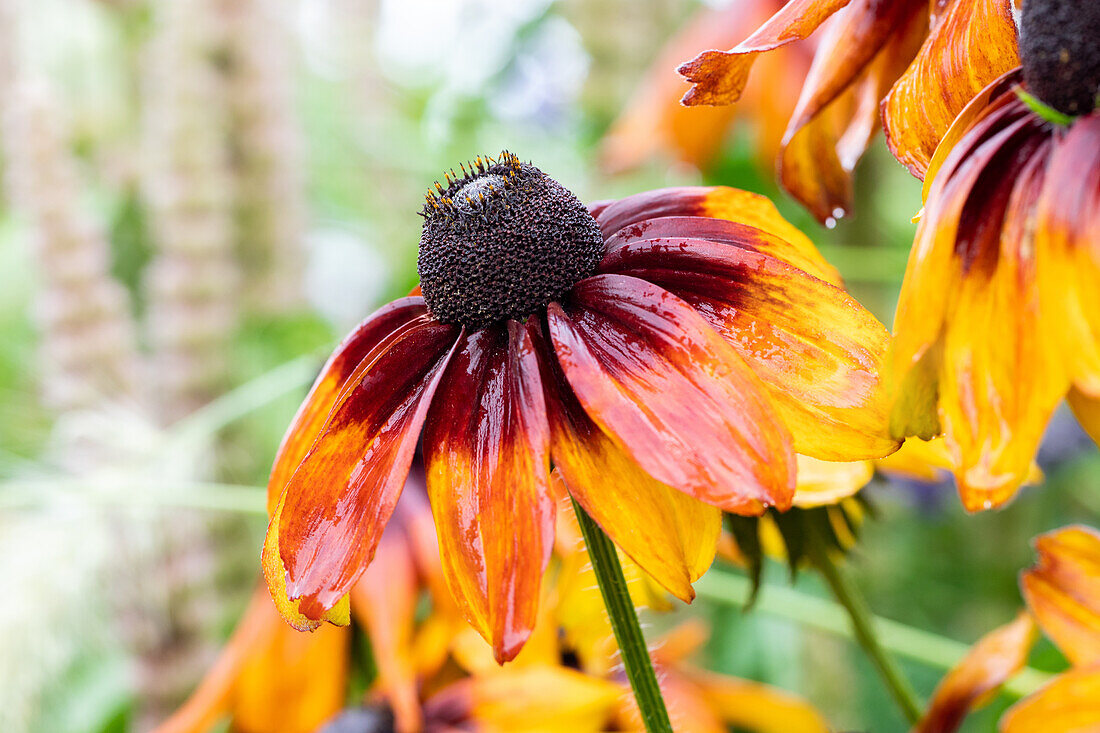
[
  {"xmin": 1000, "ymin": 665, "xmax": 1100, "ymax": 733},
  {"xmin": 883, "ymin": 0, "xmax": 1020, "ymax": 179},
  {"xmin": 423, "ymin": 319, "xmax": 554, "ymax": 663},
  {"xmin": 677, "ymin": 0, "xmax": 852, "ymax": 106},
  {"xmin": 915, "ymin": 612, "xmax": 1037, "ymax": 733},
  {"xmin": 1021, "ymin": 526, "xmax": 1100, "ymax": 667},
  {"xmin": 602, "ymin": 237, "xmax": 898, "ymax": 460},
  {"xmin": 539, "ymin": 339, "xmax": 721, "ymax": 602},
  {"xmin": 548, "ymin": 274, "xmax": 794, "ymax": 514},
  {"xmin": 593, "ymin": 187, "xmax": 841, "ymax": 284},
  {"xmin": 265, "ymin": 317, "xmax": 460, "ymax": 626},
  {"xmin": 266, "ymin": 297, "xmax": 427, "ymax": 513}
]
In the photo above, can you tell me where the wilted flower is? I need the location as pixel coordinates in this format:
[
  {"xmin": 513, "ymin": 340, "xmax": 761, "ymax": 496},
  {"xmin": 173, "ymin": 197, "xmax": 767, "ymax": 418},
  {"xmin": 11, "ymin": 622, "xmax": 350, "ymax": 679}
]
[{"xmin": 263, "ymin": 151, "xmax": 898, "ymax": 663}]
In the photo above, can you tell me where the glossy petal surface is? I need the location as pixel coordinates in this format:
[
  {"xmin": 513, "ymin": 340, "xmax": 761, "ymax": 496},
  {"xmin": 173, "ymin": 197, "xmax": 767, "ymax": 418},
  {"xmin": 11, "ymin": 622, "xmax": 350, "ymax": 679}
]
[
  {"xmin": 915, "ymin": 612, "xmax": 1037, "ymax": 733},
  {"xmin": 423, "ymin": 320, "xmax": 554, "ymax": 663},
  {"xmin": 548, "ymin": 274, "xmax": 794, "ymax": 514},
  {"xmin": 602, "ymin": 237, "xmax": 897, "ymax": 460},
  {"xmin": 883, "ymin": 0, "xmax": 1020, "ymax": 178},
  {"xmin": 1000, "ymin": 665, "xmax": 1100, "ymax": 733},
  {"xmin": 677, "ymin": 0, "xmax": 852, "ymax": 106},
  {"xmin": 266, "ymin": 317, "xmax": 459, "ymax": 626},
  {"xmin": 1022, "ymin": 526, "xmax": 1100, "ymax": 667}
]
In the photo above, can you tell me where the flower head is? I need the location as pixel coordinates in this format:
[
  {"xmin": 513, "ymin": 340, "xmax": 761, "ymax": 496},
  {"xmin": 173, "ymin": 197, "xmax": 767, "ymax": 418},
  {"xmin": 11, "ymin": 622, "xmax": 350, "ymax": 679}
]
[
  {"xmin": 263, "ymin": 153, "xmax": 898, "ymax": 662},
  {"xmin": 890, "ymin": 0, "xmax": 1100, "ymax": 510}
]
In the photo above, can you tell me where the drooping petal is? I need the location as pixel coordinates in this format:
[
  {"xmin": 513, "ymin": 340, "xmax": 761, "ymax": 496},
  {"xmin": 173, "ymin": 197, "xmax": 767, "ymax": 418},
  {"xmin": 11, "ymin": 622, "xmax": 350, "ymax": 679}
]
[
  {"xmin": 914, "ymin": 612, "xmax": 1037, "ymax": 733},
  {"xmin": 548, "ymin": 274, "xmax": 794, "ymax": 514},
  {"xmin": 883, "ymin": 0, "xmax": 1020, "ymax": 179},
  {"xmin": 1021, "ymin": 526, "xmax": 1100, "ymax": 667},
  {"xmin": 601, "ymin": 237, "xmax": 898, "ymax": 460},
  {"xmin": 538, "ymin": 333, "xmax": 720, "ymax": 602},
  {"xmin": 265, "ymin": 317, "xmax": 460, "ymax": 627},
  {"xmin": 423, "ymin": 319, "xmax": 554, "ymax": 663},
  {"xmin": 593, "ymin": 186, "xmax": 842, "ymax": 285},
  {"xmin": 1000, "ymin": 665, "xmax": 1100, "ymax": 733},
  {"xmin": 778, "ymin": 0, "xmax": 927, "ymax": 222},
  {"xmin": 677, "ymin": 0, "xmax": 852, "ymax": 106},
  {"xmin": 1036, "ymin": 113, "xmax": 1100, "ymax": 395},
  {"xmin": 686, "ymin": 668, "xmax": 832, "ymax": 733}
]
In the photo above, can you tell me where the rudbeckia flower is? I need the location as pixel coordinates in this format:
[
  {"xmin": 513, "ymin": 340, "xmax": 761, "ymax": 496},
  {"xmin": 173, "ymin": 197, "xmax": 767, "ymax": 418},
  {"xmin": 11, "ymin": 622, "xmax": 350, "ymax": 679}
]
[
  {"xmin": 677, "ymin": 0, "xmax": 1019, "ymax": 222},
  {"xmin": 890, "ymin": 0, "xmax": 1100, "ymax": 510},
  {"xmin": 263, "ymin": 151, "xmax": 898, "ymax": 663}
]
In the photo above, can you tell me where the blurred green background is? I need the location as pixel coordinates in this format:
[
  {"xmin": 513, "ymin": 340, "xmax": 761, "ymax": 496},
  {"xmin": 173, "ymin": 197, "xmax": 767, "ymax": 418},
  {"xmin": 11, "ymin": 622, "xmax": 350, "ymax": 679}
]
[{"xmin": 0, "ymin": 0, "xmax": 1094, "ymax": 731}]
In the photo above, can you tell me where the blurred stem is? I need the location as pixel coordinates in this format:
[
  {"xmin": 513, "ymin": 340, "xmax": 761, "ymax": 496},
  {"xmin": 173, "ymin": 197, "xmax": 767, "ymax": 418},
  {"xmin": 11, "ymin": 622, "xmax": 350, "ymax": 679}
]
[
  {"xmin": 806, "ymin": 527, "xmax": 922, "ymax": 723},
  {"xmin": 571, "ymin": 497, "xmax": 672, "ymax": 733}
]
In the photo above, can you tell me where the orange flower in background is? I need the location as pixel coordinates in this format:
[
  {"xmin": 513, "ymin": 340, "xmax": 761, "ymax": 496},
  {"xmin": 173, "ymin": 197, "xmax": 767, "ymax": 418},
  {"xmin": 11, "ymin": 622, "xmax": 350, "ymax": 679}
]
[
  {"xmin": 890, "ymin": 0, "xmax": 1100, "ymax": 510},
  {"xmin": 677, "ymin": 0, "xmax": 1019, "ymax": 222},
  {"xmin": 916, "ymin": 525, "xmax": 1100, "ymax": 732},
  {"xmin": 600, "ymin": 0, "xmax": 811, "ymax": 174},
  {"xmin": 263, "ymin": 151, "xmax": 899, "ymax": 664}
]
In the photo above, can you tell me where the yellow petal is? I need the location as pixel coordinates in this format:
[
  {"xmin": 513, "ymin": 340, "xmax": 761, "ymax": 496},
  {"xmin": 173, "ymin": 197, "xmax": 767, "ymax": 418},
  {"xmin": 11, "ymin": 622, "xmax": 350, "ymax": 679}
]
[
  {"xmin": 793, "ymin": 454, "xmax": 874, "ymax": 508},
  {"xmin": 1000, "ymin": 665, "xmax": 1100, "ymax": 733},
  {"xmin": 1022, "ymin": 525, "xmax": 1100, "ymax": 667}
]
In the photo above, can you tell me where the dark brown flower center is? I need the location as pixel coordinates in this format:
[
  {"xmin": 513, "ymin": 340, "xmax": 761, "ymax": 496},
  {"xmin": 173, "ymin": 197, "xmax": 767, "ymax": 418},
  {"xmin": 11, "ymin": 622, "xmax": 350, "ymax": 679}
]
[
  {"xmin": 1020, "ymin": 0, "xmax": 1100, "ymax": 116},
  {"xmin": 417, "ymin": 152, "xmax": 603, "ymax": 329}
]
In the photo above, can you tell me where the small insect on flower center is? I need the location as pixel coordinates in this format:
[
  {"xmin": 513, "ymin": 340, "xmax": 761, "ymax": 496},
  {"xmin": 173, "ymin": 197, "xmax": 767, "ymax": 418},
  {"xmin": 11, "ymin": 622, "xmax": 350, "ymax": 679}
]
[
  {"xmin": 1019, "ymin": 0, "xmax": 1100, "ymax": 116},
  {"xmin": 417, "ymin": 152, "xmax": 604, "ymax": 329}
]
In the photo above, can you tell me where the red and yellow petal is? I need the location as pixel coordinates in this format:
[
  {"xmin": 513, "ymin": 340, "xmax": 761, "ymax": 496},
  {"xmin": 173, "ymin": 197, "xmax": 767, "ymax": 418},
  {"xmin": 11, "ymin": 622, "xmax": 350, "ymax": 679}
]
[
  {"xmin": 266, "ymin": 297, "xmax": 427, "ymax": 512},
  {"xmin": 602, "ymin": 237, "xmax": 898, "ymax": 461},
  {"xmin": 1021, "ymin": 526, "xmax": 1100, "ymax": 667},
  {"xmin": 594, "ymin": 186, "xmax": 842, "ymax": 285},
  {"xmin": 883, "ymin": 0, "xmax": 1020, "ymax": 179},
  {"xmin": 423, "ymin": 319, "xmax": 554, "ymax": 663},
  {"xmin": 914, "ymin": 612, "xmax": 1037, "ymax": 733},
  {"xmin": 1000, "ymin": 665, "xmax": 1100, "ymax": 733},
  {"xmin": 676, "ymin": 0, "xmax": 852, "ymax": 106},
  {"xmin": 265, "ymin": 317, "xmax": 460, "ymax": 627},
  {"xmin": 548, "ymin": 274, "xmax": 794, "ymax": 515},
  {"xmin": 541, "ymin": 344, "xmax": 720, "ymax": 602}
]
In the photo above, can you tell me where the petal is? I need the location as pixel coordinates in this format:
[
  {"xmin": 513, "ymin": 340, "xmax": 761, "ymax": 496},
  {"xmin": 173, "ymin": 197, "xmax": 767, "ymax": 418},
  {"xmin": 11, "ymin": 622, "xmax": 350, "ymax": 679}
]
[
  {"xmin": 676, "ymin": 0, "xmax": 852, "ymax": 106},
  {"xmin": 265, "ymin": 317, "xmax": 460, "ymax": 626},
  {"xmin": 687, "ymin": 668, "xmax": 832, "ymax": 733},
  {"xmin": 1036, "ymin": 114, "xmax": 1100, "ymax": 395},
  {"xmin": 593, "ymin": 186, "xmax": 842, "ymax": 285},
  {"xmin": 883, "ymin": 0, "xmax": 1021, "ymax": 179},
  {"xmin": 266, "ymin": 297, "xmax": 427, "ymax": 513},
  {"xmin": 548, "ymin": 274, "xmax": 795, "ymax": 514},
  {"xmin": 778, "ymin": 0, "xmax": 927, "ymax": 222},
  {"xmin": 793, "ymin": 454, "xmax": 874, "ymax": 507},
  {"xmin": 616, "ymin": 670, "xmax": 727, "ymax": 733},
  {"xmin": 539, "ymin": 338, "xmax": 721, "ymax": 602},
  {"xmin": 423, "ymin": 319, "xmax": 554, "ymax": 663},
  {"xmin": 1000, "ymin": 665, "xmax": 1100, "ymax": 733},
  {"xmin": 915, "ymin": 612, "xmax": 1037, "ymax": 733},
  {"xmin": 1069, "ymin": 387, "xmax": 1100, "ymax": 447},
  {"xmin": 602, "ymin": 237, "xmax": 898, "ymax": 460},
  {"xmin": 1021, "ymin": 526, "xmax": 1100, "ymax": 667}
]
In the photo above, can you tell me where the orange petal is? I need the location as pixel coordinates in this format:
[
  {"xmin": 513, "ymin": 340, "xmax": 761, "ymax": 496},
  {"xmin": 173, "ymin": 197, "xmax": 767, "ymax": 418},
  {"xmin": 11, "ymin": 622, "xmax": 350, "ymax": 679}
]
[
  {"xmin": 594, "ymin": 186, "xmax": 842, "ymax": 285},
  {"xmin": 601, "ymin": 237, "xmax": 898, "ymax": 460},
  {"xmin": 778, "ymin": 0, "xmax": 927, "ymax": 222},
  {"xmin": 616, "ymin": 669, "xmax": 727, "ymax": 733},
  {"xmin": 677, "ymin": 0, "xmax": 852, "ymax": 106},
  {"xmin": 1036, "ymin": 114, "xmax": 1100, "ymax": 395},
  {"xmin": 267, "ymin": 317, "xmax": 460, "ymax": 625},
  {"xmin": 883, "ymin": 0, "xmax": 1020, "ymax": 179},
  {"xmin": 423, "ymin": 320, "xmax": 554, "ymax": 663},
  {"xmin": 1021, "ymin": 526, "xmax": 1100, "ymax": 667},
  {"xmin": 548, "ymin": 274, "xmax": 795, "ymax": 514},
  {"xmin": 1000, "ymin": 665, "xmax": 1100, "ymax": 733},
  {"xmin": 687, "ymin": 668, "xmax": 832, "ymax": 733},
  {"xmin": 1069, "ymin": 388, "xmax": 1100, "ymax": 447},
  {"xmin": 541, "ymin": 345, "xmax": 720, "ymax": 602},
  {"xmin": 915, "ymin": 612, "xmax": 1037, "ymax": 733},
  {"xmin": 266, "ymin": 297, "xmax": 427, "ymax": 512}
]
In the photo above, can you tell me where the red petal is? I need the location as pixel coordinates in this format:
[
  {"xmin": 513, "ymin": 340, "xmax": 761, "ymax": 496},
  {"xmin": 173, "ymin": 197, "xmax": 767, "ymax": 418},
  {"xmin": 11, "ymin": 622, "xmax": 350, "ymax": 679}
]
[
  {"xmin": 272, "ymin": 316, "xmax": 460, "ymax": 622},
  {"xmin": 548, "ymin": 274, "xmax": 794, "ymax": 514},
  {"xmin": 423, "ymin": 319, "xmax": 554, "ymax": 663}
]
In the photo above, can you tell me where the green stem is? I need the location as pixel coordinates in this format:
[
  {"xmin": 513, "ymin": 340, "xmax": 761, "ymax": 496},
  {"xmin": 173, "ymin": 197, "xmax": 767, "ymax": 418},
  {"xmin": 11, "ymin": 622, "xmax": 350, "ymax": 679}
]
[
  {"xmin": 806, "ymin": 530, "xmax": 923, "ymax": 723},
  {"xmin": 571, "ymin": 497, "xmax": 672, "ymax": 733}
]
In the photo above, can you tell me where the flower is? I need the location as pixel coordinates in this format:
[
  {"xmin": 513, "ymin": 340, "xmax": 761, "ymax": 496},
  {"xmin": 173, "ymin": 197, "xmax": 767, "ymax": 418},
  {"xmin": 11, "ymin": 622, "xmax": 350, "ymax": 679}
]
[
  {"xmin": 263, "ymin": 151, "xmax": 898, "ymax": 663},
  {"xmin": 599, "ymin": 0, "xmax": 810, "ymax": 174},
  {"xmin": 889, "ymin": 0, "xmax": 1100, "ymax": 510},
  {"xmin": 676, "ymin": 0, "xmax": 1019, "ymax": 222}
]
